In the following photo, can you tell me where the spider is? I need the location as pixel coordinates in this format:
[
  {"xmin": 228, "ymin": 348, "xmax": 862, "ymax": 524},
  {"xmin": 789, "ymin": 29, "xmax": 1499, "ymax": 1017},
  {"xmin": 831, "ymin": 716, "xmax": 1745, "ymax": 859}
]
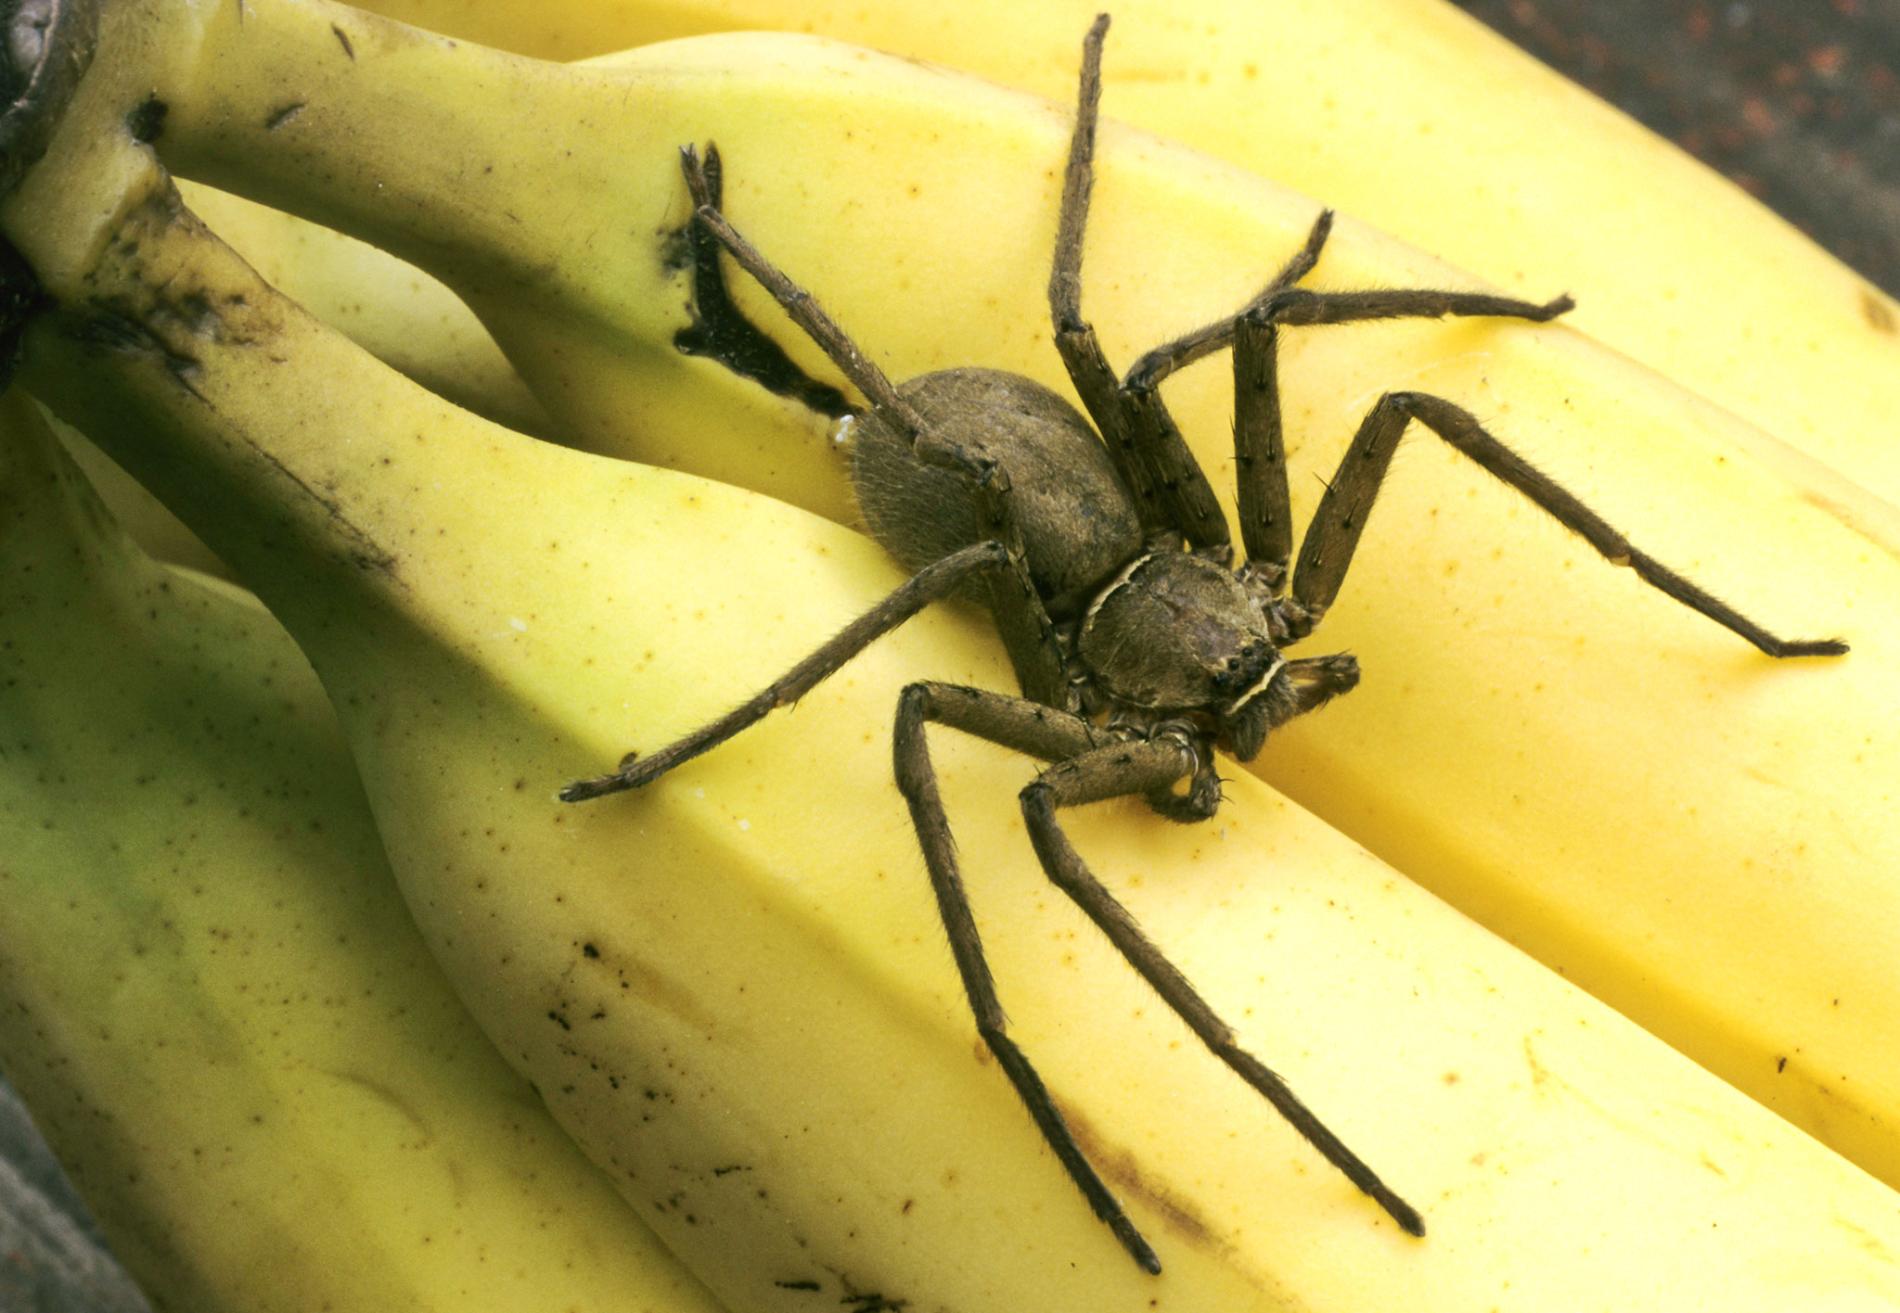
[{"xmin": 564, "ymin": 15, "xmax": 1846, "ymax": 1274}]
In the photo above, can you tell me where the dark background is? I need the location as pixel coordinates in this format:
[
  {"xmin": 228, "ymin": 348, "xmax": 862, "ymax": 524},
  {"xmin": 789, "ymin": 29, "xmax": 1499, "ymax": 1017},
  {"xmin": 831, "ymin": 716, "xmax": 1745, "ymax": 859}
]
[{"xmin": 1449, "ymin": 0, "xmax": 1900, "ymax": 295}]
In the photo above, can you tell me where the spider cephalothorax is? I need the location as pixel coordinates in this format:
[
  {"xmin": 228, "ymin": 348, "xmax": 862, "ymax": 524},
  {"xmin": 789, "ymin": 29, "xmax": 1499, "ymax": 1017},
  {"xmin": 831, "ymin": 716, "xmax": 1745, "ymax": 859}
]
[
  {"xmin": 566, "ymin": 14, "xmax": 1843, "ymax": 1275},
  {"xmin": 850, "ymin": 363, "xmax": 1362, "ymax": 787}
]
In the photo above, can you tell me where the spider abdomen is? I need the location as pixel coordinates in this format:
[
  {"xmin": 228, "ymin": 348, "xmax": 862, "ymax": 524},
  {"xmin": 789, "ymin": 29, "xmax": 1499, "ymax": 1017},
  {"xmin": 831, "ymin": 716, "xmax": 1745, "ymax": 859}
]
[{"xmin": 850, "ymin": 367, "xmax": 1143, "ymax": 619}]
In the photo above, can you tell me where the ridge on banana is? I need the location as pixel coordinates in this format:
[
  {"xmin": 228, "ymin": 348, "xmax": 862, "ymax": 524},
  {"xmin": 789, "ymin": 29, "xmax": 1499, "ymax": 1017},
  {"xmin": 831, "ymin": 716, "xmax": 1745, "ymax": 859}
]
[
  {"xmin": 103, "ymin": 0, "xmax": 1900, "ymax": 1205},
  {"xmin": 6, "ymin": 5, "xmax": 1900, "ymax": 1305}
]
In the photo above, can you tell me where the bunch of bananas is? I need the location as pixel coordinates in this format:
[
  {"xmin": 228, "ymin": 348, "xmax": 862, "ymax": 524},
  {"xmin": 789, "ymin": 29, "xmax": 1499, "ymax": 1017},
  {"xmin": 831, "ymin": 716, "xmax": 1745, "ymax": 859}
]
[{"xmin": 3, "ymin": 0, "xmax": 1898, "ymax": 1308}]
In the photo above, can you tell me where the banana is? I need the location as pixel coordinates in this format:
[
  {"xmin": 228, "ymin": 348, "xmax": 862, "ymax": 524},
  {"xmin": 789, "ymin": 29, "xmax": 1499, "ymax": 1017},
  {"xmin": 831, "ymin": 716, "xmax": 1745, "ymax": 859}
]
[
  {"xmin": 101, "ymin": 0, "xmax": 1900, "ymax": 1198},
  {"xmin": 175, "ymin": 179, "xmax": 549, "ymax": 435},
  {"xmin": 48, "ymin": 403, "xmax": 229, "ymax": 578},
  {"xmin": 341, "ymin": 0, "xmax": 1900, "ymax": 512},
  {"xmin": 11, "ymin": 14, "xmax": 1900, "ymax": 1307},
  {"xmin": 46, "ymin": 179, "xmax": 547, "ymax": 578},
  {"xmin": 0, "ymin": 389, "xmax": 727, "ymax": 1310}
]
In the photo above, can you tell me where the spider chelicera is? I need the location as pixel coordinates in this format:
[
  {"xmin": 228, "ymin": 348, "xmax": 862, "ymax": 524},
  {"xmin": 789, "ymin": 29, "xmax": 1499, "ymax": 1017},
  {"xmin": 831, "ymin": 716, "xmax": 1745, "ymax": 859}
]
[{"xmin": 564, "ymin": 15, "xmax": 1844, "ymax": 1273}]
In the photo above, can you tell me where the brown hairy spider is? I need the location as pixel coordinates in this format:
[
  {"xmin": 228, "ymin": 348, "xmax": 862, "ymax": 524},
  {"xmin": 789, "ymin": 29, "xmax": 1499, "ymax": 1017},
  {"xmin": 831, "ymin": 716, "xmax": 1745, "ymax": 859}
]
[{"xmin": 565, "ymin": 15, "xmax": 1845, "ymax": 1273}]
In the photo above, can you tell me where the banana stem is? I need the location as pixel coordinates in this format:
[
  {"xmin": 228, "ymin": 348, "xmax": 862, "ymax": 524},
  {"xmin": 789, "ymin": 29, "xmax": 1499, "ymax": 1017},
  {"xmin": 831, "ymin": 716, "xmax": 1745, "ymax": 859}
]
[
  {"xmin": 0, "ymin": 50, "xmax": 466, "ymax": 635},
  {"xmin": 156, "ymin": 0, "xmax": 504, "ymax": 264}
]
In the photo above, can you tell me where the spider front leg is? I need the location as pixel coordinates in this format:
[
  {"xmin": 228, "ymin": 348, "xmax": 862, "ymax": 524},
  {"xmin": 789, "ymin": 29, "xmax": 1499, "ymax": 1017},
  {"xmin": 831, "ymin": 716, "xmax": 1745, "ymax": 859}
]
[
  {"xmin": 1019, "ymin": 732, "xmax": 1425, "ymax": 1241},
  {"xmin": 892, "ymin": 681, "xmax": 1162, "ymax": 1270},
  {"xmin": 895, "ymin": 682, "xmax": 1424, "ymax": 1274},
  {"xmin": 1047, "ymin": 15, "xmax": 1229, "ymax": 555},
  {"xmin": 562, "ymin": 540, "xmax": 1035, "ymax": 802},
  {"xmin": 678, "ymin": 142, "xmax": 923, "ymax": 434},
  {"xmin": 1131, "ymin": 263, "xmax": 1572, "ymax": 394},
  {"xmin": 1289, "ymin": 390, "xmax": 1848, "ymax": 657},
  {"xmin": 675, "ymin": 143, "xmax": 1075, "ymax": 706},
  {"xmin": 1121, "ymin": 208, "xmax": 1335, "ymax": 395},
  {"xmin": 1229, "ymin": 288, "xmax": 1569, "ymax": 612}
]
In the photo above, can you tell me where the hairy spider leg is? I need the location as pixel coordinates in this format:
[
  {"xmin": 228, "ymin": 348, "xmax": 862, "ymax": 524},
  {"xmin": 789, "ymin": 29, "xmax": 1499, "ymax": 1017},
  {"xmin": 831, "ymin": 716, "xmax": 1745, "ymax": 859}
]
[
  {"xmin": 562, "ymin": 540, "xmax": 1041, "ymax": 801},
  {"xmin": 1020, "ymin": 739, "xmax": 1427, "ymax": 1241},
  {"xmin": 1103, "ymin": 214, "xmax": 1342, "ymax": 563},
  {"xmin": 893, "ymin": 680, "xmax": 1425, "ymax": 1274},
  {"xmin": 1132, "ymin": 267, "xmax": 1571, "ymax": 394},
  {"xmin": 679, "ymin": 143, "xmax": 921, "ymax": 435},
  {"xmin": 1046, "ymin": 14, "xmax": 1179, "ymax": 542},
  {"xmin": 1286, "ymin": 388, "xmax": 1848, "ymax": 657},
  {"xmin": 674, "ymin": 144, "xmax": 851, "ymax": 419},
  {"xmin": 892, "ymin": 682, "xmax": 1158, "ymax": 1270},
  {"xmin": 1121, "ymin": 210, "xmax": 1334, "ymax": 394},
  {"xmin": 1228, "ymin": 286, "xmax": 1571, "ymax": 594},
  {"xmin": 1114, "ymin": 287, "xmax": 1570, "ymax": 569},
  {"xmin": 1046, "ymin": 15, "xmax": 1574, "ymax": 567},
  {"xmin": 676, "ymin": 146, "xmax": 1074, "ymax": 705}
]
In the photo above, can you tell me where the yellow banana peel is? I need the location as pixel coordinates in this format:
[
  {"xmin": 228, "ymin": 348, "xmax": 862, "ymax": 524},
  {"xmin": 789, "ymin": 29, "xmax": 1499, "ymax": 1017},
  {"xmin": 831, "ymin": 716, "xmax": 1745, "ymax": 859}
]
[
  {"xmin": 356, "ymin": 0, "xmax": 1900, "ymax": 512},
  {"xmin": 7, "ymin": 10, "xmax": 1900, "ymax": 1305},
  {"xmin": 0, "ymin": 392, "xmax": 724, "ymax": 1312},
  {"xmin": 177, "ymin": 178, "xmax": 548, "ymax": 435},
  {"xmin": 44, "ymin": 179, "xmax": 548, "ymax": 578},
  {"xmin": 96, "ymin": 0, "xmax": 1900, "ymax": 1200}
]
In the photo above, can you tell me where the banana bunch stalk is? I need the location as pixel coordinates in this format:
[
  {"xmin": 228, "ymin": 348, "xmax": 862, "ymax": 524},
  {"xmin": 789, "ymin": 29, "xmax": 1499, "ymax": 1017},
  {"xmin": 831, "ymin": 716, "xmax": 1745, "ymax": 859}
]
[
  {"xmin": 0, "ymin": 389, "xmax": 726, "ymax": 1309},
  {"xmin": 83, "ymin": 0, "xmax": 1900, "ymax": 1202},
  {"xmin": 7, "ymin": 3, "xmax": 1900, "ymax": 1306}
]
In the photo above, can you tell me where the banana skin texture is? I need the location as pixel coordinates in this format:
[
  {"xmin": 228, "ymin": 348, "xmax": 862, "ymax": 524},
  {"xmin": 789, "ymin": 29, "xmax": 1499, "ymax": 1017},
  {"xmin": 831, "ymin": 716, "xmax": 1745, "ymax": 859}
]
[
  {"xmin": 46, "ymin": 177, "xmax": 549, "ymax": 580},
  {"xmin": 0, "ymin": 390, "xmax": 727, "ymax": 1310},
  {"xmin": 356, "ymin": 0, "xmax": 1900, "ymax": 514},
  {"xmin": 6, "ymin": 13, "xmax": 1900, "ymax": 1307},
  {"xmin": 93, "ymin": 0, "xmax": 1900, "ymax": 1204}
]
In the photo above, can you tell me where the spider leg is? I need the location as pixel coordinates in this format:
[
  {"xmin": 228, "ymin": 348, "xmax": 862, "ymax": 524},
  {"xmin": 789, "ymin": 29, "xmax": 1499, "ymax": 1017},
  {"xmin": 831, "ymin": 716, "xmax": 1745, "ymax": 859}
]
[
  {"xmin": 675, "ymin": 146, "xmax": 1075, "ymax": 706},
  {"xmin": 562, "ymin": 539, "xmax": 1051, "ymax": 803},
  {"xmin": 1230, "ymin": 289, "xmax": 1571, "ymax": 604},
  {"xmin": 1127, "ymin": 256, "xmax": 1570, "ymax": 394},
  {"xmin": 673, "ymin": 144, "xmax": 852, "ymax": 418},
  {"xmin": 1232, "ymin": 311, "xmax": 1296, "ymax": 594},
  {"xmin": 678, "ymin": 143, "xmax": 927, "ymax": 439},
  {"xmin": 1020, "ymin": 735, "xmax": 1426, "ymax": 1239},
  {"xmin": 1289, "ymin": 390, "xmax": 1848, "ymax": 657},
  {"xmin": 1122, "ymin": 208, "xmax": 1334, "ymax": 393},
  {"xmin": 891, "ymin": 680, "xmax": 1162, "ymax": 1271},
  {"xmin": 1046, "ymin": 16, "xmax": 1228, "ymax": 554},
  {"xmin": 898, "ymin": 681, "xmax": 1423, "ymax": 1267}
]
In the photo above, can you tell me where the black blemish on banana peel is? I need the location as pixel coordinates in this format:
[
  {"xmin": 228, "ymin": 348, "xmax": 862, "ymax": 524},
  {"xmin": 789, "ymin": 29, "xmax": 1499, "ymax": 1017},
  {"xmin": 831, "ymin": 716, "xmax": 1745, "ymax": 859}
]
[
  {"xmin": 64, "ymin": 295, "xmax": 204, "ymax": 396},
  {"xmin": 669, "ymin": 144, "xmax": 849, "ymax": 420},
  {"xmin": 56, "ymin": 180, "xmax": 400, "ymax": 579},
  {"xmin": 75, "ymin": 182, "xmax": 272, "ymax": 354},
  {"xmin": 124, "ymin": 94, "xmax": 166, "ymax": 144}
]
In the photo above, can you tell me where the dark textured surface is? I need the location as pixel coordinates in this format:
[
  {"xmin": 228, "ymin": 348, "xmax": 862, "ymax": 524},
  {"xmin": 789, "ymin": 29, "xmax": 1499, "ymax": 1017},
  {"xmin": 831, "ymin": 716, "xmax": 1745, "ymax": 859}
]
[
  {"xmin": 1449, "ymin": 0, "xmax": 1900, "ymax": 295},
  {"xmin": 0, "ymin": 1079, "xmax": 153, "ymax": 1313}
]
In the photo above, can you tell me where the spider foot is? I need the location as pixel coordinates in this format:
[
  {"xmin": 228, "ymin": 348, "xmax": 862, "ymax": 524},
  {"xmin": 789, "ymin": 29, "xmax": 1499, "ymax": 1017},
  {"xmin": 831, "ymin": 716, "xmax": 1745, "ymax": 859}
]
[{"xmin": 559, "ymin": 750, "xmax": 649, "ymax": 803}]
